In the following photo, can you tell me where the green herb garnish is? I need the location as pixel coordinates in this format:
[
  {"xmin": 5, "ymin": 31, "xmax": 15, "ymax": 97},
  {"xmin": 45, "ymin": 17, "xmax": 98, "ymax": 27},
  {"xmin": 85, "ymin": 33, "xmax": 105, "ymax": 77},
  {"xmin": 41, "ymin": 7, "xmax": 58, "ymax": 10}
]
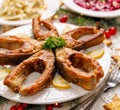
[{"xmin": 43, "ymin": 36, "xmax": 66, "ymax": 49}]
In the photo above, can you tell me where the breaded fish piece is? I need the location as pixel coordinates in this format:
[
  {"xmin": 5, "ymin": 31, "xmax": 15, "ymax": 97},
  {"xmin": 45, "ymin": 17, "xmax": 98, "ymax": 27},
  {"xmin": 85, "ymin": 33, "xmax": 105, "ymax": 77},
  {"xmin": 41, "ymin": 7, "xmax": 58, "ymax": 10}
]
[
  {"xmin": 56, "ymin": 48, "xmax": 104, "ymax": 90},
  {"xmin": 61, "ymin": 26, "xmax": 105, "ymax": 50},
  {"xmin": 0, "ymin": 35, "xmax": 43, "ymax": 65},
  {"xmin": 4, "ymin": 50, "xmax": 55, "ymax": 96}
]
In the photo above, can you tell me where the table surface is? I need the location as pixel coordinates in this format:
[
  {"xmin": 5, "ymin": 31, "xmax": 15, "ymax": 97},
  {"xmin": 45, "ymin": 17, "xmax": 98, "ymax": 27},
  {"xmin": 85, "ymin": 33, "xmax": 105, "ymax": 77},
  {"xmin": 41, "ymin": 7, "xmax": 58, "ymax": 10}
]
[{"xmin": 0, "ymin": 1, "xmax": 120, "ymax": 110}]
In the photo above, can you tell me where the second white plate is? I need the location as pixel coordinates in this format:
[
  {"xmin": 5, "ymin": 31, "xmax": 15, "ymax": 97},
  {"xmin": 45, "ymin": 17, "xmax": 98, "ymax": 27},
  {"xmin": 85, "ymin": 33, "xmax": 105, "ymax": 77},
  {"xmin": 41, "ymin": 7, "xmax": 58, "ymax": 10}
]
[{"xmin": 0, "ymin": 0, "xmax": 60, "ymax": 26}]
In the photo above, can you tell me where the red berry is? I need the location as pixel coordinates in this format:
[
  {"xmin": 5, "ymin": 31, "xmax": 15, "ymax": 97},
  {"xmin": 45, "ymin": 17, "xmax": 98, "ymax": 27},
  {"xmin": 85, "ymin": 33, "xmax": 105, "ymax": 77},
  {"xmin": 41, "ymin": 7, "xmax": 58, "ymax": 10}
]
[
  {"xmin": 17, "ymin": 104, "xmax": 24, "ymax": 110},
  {"xmin": 104, "ymin": 30, "xmax": 111, "ymax": 38},
  {"xmin": 10, "ymin": 105, "xmax": 17, "ymax": 110},
  {"xmin": 109, "ymin": 26, "xmax": 117, "ymax": 35},
  {"xmin": 52, "ymin": 103, "xmax": 61, "ymax": 108},
  {"xmin": 22, "ymin": 103, "xmax": 28, "ymax": 108},
  {"xmin": 46, "ymin": 104, "xmax": 53, "ymax": 110},
  {"xmin": 59, "ymin": 15, "xmax": 68, "ymax": 23}
]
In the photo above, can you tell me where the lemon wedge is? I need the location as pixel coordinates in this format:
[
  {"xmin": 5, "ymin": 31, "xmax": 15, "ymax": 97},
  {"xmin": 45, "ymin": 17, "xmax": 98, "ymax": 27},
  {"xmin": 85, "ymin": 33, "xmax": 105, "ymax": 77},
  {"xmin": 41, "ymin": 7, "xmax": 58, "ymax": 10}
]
[
  {"xmin": 52, "ymin": 75, "xmax": 71, "ymax": 89},
  {"xmin": 61, "ymin": 25, "xmax": 72, "ymax": 34},
  {"xmin": 86, "ymin": 48, "xmax": 104, "ymax": 59},
  {"xmin": 0, "ymin": 68, "xmax": 11, "ymax": 80}
]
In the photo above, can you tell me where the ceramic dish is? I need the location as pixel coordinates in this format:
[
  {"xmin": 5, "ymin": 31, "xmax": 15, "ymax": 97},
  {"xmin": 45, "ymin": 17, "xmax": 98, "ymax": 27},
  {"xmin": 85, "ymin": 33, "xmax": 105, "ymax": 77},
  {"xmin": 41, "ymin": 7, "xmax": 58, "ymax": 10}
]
[{"xmin": 0, "ymin": 0, "xmax": 60, "ymax": 26}]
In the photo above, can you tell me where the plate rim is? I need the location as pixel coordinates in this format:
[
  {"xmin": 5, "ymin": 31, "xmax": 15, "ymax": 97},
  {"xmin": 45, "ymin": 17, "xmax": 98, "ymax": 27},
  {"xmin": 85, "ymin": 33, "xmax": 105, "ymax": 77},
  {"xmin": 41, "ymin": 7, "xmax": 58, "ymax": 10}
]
[{"xmin": 63, "ymin": 0, "xmax": 120, "ymax": 18}]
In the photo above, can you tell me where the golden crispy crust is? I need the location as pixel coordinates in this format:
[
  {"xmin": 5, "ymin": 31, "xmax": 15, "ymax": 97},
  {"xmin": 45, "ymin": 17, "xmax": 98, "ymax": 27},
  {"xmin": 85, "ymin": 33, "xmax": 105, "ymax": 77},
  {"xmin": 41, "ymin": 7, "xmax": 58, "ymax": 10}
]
[
  {"xmin": 0, "ymin": 35, "xmax": 44, "ymax": 65},
  {"xmin": 103, "ymin": 95, "xmax": 120, "ymax": 110},
  {"xmin": 111, "ymin": 55, "xmax": 120, "ymax": 66},
  {"xmin": 61, "ymin": 26, "xmax": 105, "ymax": 50},
  {"xmin": 4, "ymin": 50, "xmax": 55, "ymax": 95},
  {"xmin": 56, "ymin": 48, "xmax": 104, "ymax": 90},
  {"xmin": 32, "ymin": 16, "xmax": 58, "ymax": 40},
  {"xmin": 103, "ymin": 39, "xmax": 112, "ymax": 46}
]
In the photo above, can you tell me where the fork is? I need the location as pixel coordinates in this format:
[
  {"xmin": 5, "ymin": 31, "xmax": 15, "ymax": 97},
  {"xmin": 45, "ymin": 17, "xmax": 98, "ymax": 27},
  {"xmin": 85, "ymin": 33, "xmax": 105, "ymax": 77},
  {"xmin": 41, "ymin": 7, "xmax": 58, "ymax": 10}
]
[
  {"xmin": 83, "ymin": 65, "xmax": 120, "ymax": 110},
  {"xmin": 69, "ymin": 74, "xmax": 110, "ymax": 110},
  {"xmin": 69, "ymin": 73, "xmax": 110, "ymax": 110},
  {"xmin": 104, "ymin": 66, "xmax": 120, "ymax": 92},
  {"xmin": 69, "ymin": 64, "xmax": 120, "ymax": 110}
]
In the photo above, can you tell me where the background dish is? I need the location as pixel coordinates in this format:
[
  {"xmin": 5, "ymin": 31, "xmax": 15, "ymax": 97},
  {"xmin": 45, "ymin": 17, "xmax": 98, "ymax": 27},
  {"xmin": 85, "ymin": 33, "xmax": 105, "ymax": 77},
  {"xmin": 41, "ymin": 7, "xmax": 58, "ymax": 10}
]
[
  {"xmin": 0, "ymin": 0, "xmax": 60, "ymax": 26},
  {"xmin": 0, "ymin": 23, "xmax": 110, "ymax": 104},
  {"xmin": 63, "ymin": 0, "xmax": 120, "ymax": 18}
]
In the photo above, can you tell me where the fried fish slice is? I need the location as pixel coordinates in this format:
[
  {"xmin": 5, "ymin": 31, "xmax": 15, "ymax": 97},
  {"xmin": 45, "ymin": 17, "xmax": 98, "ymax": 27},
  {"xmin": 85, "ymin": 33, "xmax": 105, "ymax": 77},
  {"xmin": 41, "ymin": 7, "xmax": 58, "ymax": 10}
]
[
  {"xmin": 32, "ymin": 16, "xmax": 58, "ymax": 41},
  {"xmin": 4, "ymin": 50, "xmax": 55, "ymax": 96},
  {"xmin": 61, "ymin": 26, "xmax": 105, "ymax": 50},
  {"xmin": 0, "ymin": 35, "xmax": 44, "ymax": 65},
  {"xmin": 56, "ymin": 48, "xmax": 104, "ymax": 90}
]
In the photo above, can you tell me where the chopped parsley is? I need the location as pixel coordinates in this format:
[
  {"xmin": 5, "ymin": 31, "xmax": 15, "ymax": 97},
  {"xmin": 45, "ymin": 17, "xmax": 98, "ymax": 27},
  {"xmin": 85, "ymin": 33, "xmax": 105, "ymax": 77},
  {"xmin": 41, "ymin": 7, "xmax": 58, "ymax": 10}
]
[{"xmin": 43, "ymin": 36, "xmax": 66, "ymax": 49}]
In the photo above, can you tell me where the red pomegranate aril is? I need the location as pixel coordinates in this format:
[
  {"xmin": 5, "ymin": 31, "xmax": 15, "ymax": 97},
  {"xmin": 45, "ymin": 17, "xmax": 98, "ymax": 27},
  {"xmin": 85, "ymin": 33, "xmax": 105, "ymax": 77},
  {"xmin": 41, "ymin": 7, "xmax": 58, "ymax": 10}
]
[
  {"xmin": 22, "ymin": 103, "xmax": 28, "ymax": 108},
  {"xmin": 92, "ymin": 7, "xmax": 99, "ymax": 11},
  {"xmin": 85, "ymin": 2, "xmax": 91, "ymax": 9},
  {"xmin": 116, "ymin": 0, "xmax": 120, "ymax": 2},
  {"xmin": 109, "ymin": 27, "xmax": 117, "ymax": 35},
  {"xmin": 10, "ymin": 105, "xmax": 17, "ymax": 110},
  {"xmin": 59, "ymin": 15, "xmax": 68, "ymax": 23},
  {"xmin": 105, "ymin": 3, "xmax": 111, "ymax": 9},
  {"xmin": 109, "ymin": 6, "xmax": 115, "ymax": 10},
  {"xmin": 96, "ymin": 2, "xmax": 106, "ymax": 10},
  {"xmin": 46, "ymin": 104, "xmax": 53, "ymax": 110},
  {"xmin": 17, "ymin": 104, "xmax": 24, "ymax": 110},
  {"xmin": 89, "ymin": 1, "xmax": 96, "ymax": 6},
  {"xmin": 112, "ymin": 1, "xmax": 120, "ymax": 9},
  {"xmin": 105, "ymin": 30, "xmax": 111, "ymax": 38},
  {"xmin": 53, "ymin": 103, "xmax": 61, "ymax": 108},
  {"xmin": 73, "ymin": 0, "xmax": 86, "ymax": 7}
]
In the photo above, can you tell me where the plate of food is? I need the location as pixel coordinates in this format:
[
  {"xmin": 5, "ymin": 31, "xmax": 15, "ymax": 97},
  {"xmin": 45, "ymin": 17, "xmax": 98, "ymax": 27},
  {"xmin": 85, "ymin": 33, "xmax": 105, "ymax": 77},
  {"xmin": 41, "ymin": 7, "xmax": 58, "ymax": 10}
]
[
  {"xmin": 62, "ymin": 0, "xmax": 120, "ymax": 18},
  {"xmin": 0, "ymin": 18, "xmax": 111, "ymax": 104},
  {"xmin": 0, "ymin": 0, "xmax": 60, "ymax": 26}
]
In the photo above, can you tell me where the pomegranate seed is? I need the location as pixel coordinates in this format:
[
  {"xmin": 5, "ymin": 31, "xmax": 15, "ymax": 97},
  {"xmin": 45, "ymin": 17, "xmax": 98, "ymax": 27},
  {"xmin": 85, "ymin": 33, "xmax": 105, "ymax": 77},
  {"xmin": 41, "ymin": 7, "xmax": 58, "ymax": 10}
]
[
  {"xmin": 10, "ymin": 105, "xmax": 17, "ymax": 110},
  {"xmin": 22, "ymin": 103, "xmax": 28, "ymax": 108},
  {"xmin": 59, "ymin": 15, "xmax": 68, "ymax": 23},
  {"xmin": 73, "ymin": 0, "xmax": 86, "ymax": 7},
  {"xmin": 46, "ymin": 104, "xmax": 53, "ymax": 110},
  {"xmin": 17, "ymin": 104, "xmax": 24, "ymax": 110},
  {"xmin": 109, "ymin": 27, "xmax": 117, "ymax": 35},
  {"xmin": 96, "ymin": 2, "xmax": 106, "ymax": 10},
  {"xmin": 105, "ymin": 30, "xmax": 111, "ymax": 38},
  {"xmin": 112, "ymin": 1, "xmax": 120, "ymax": 9},
  {"xmin": 52, "ymin": 103, "xmax": 61, "ymax": 108},
  {"xmin": 85, "ymin": 2, "xmax": 91, "ymax": 9}
]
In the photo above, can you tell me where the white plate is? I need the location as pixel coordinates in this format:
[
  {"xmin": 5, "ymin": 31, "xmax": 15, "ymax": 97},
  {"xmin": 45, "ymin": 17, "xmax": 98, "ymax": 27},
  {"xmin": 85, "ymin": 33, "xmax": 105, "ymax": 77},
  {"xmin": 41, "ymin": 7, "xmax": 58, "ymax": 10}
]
[
  {"xmin": 62, "ymin": 0, "xmax": 120, "ymax": 18},
  {"xmin": 0, "ymin": 0, "xmax": 60, "ymax": 26},
  {"xmin": 0, "ymin": 23, "xmax": 110, "ymax": 104}
]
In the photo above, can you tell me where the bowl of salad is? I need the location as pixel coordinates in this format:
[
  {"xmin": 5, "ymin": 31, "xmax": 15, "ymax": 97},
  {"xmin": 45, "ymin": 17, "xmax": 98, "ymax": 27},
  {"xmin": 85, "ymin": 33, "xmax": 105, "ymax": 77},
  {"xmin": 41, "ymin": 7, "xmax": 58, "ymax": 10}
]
[{"xmin": 63, "ymin": 0, "xmax": 120, "ymax": 18}]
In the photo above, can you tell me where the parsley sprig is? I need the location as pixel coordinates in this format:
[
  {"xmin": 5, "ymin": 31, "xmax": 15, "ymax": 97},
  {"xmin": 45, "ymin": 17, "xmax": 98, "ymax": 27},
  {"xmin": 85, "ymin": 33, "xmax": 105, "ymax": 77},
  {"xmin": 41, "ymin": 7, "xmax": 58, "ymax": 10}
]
[{"xmin": 43, "ymin": 36, "xmax": 66, "ymax": 49}]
